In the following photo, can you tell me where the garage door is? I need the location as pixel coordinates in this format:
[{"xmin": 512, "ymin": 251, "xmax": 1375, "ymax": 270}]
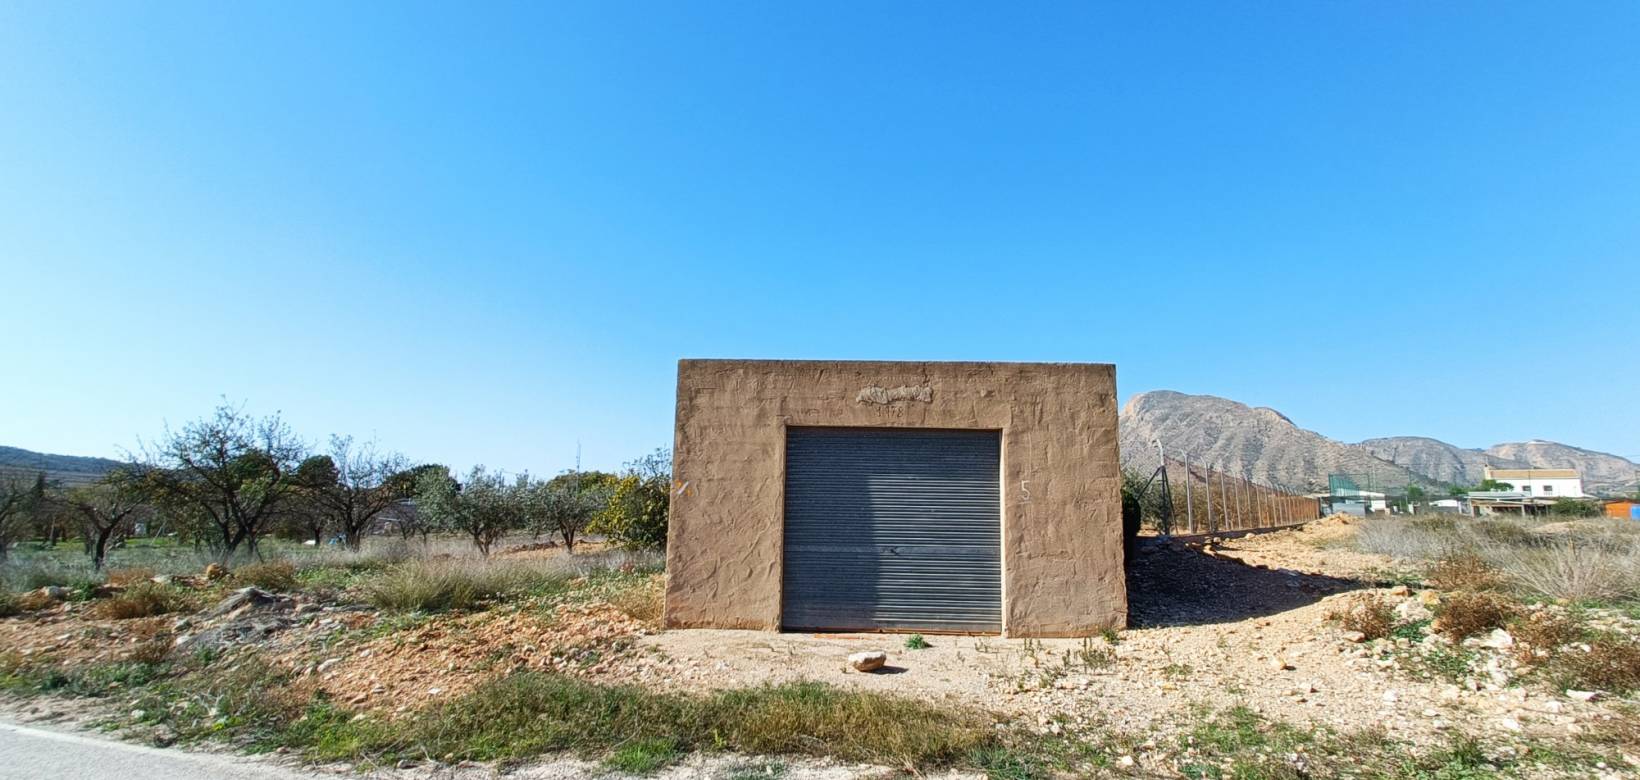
[{"xmin": 781, "ymin": 427, "xmax": 1002, "ymax": 633}]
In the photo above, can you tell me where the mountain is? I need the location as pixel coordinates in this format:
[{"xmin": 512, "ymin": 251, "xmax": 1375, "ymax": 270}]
[
  {"xmin": 1118, "ymin": 391, "xmax": 1432, "ymax": 493},
  {"xmin": 0, "ymin": 445, "xmax": 125, "ymax": 486},
  {"xmin": 1119, "ymin": 392, "xmax": 1640, "ymax": 497},
  {"xmin": 1484, "ymin": 441, "xmax": 1638, "ymax": 496},
  {"xmin": 1356, "ymin": 437, "xmax": 1529, "ymax": 487}
]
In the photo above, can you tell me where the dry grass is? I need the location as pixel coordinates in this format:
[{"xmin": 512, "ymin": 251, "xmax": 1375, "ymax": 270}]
[
  {"xmin": 233, "ymin": 560, "xmax": 298, "ymax": 591},
  {"xmin": 1328, "ymin": 593, "xmax": 1394, "ymax": 640},
  {"xmin": 105, "ymin": 567, "xmax": 157, "ymax": 587},
  {"xmin": 1425, "ymin": 552, "xmax": 1502, "ymax": 592},
  {"xmin": 1548, "ymin": 633, "xmax": 1640, "ymax": 694},
  {"xmin": 608, "ymin": 576, "xmax": 664, "ymax": 626},
  {"xmin": 90, "ymin": 582, "xmax": 190, "ymax": 620},
  {"xmin": 1357, "ymin": 515, "xmax": 1640, "ymax": 606},
  {"xmin": 1433, "ymin": 592, "xmax": 1515, "ymax": 640},
  {"xmin": 1507, "ymin": 611, "xmax": 1580, "ymax": 663},
  {"xmin": 366, "ymin": 558, "xmax": 574, "ymax": 612}
]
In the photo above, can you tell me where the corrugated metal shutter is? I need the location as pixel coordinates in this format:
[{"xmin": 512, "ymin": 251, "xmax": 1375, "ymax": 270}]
[{"xmin": 781, "ymin": 427, "xmax": 1002, "ymax": 633}]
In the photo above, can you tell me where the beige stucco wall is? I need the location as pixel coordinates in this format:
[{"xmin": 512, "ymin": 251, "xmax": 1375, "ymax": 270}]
[{"xmin": 663, "ymin": 359, "xmax": 1124, "ymax": 637}]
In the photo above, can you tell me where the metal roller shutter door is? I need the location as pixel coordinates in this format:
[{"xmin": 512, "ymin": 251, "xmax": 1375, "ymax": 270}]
[{"xmin": 781, "ymin": 427, "xmax": 1002, "ymax": 633}]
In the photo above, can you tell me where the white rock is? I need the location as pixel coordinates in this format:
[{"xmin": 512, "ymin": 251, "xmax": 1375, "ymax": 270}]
[
  {"xmin": 1566, "ymin": 689, "xmax": 1602, "ymax": 702},
  {"xmin": 1478, "ymin": 629, "xmax": 1514, "ymax": 650},
  {"xmin": 848, "ymin": 650, "xmax": 888, "ymax": 672},
  {"xmin": 1382, "ymin": 689, "xmax": 1399, "ymax": 703},
  {"xmin": 1498, "ymin": 718, "xmax": 1523, "ymax": 732}
]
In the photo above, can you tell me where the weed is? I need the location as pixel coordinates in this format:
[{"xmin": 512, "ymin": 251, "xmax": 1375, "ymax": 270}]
[
  {"xmin": 1416, "ymin": 646, "xmax": 1476, "ymax": 683},
  {"xmin": 1434, "ymin": 592, "xmax": 1515, "ymax": 640},
  {"xmin": 91, "ymin": 582, "xmax": 190, "ymax": 619},
  {"xmin": 0, "ymin": 591, "xmax": 18, "ymax": 617},
  {"xmin": 365, "ymin": 559, "xmax": 571, "ymax": 612},
  {"xmin": 1162, "ymin": 663, "xmax": 1193, "ymax": 680},
  {"xmin": 234, "ymin": 560, "xmax": 297, "ymax": 592},
  {"xmin": 1327, "ymin": 593, "xmax": 1394, "ymax": 640},
  {"xmin": 606, "ymin": 736, "xmax": 681, "ymax": 773},
  {"xmin": 1391, "ymin": 618, "xmax": 1431, "ymax": 642},
  {"xmin": 1100, "ymin": 628, "xmax": 1121, "ymax": 644},
  {"xmin": 904, "ymin": 634, "xmax": 930, "ymax": 650}
]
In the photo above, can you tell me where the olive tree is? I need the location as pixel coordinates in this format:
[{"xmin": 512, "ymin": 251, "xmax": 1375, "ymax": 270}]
[
  {"xmin": 595, "ymin": 449, "xmax": 671, "ymax": 550},
  {"xmin": 416, "ymin": 466, "xmax": 518, "ymax": 556},
  {"xmin": 528, "ymin": 472, "xmax": 612, "ymax": 554}
]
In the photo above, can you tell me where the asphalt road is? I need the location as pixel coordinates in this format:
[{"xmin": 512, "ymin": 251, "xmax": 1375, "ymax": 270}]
[{"xmin": 0, "ymin": 718, "xmax": 324, "ymax": 780}]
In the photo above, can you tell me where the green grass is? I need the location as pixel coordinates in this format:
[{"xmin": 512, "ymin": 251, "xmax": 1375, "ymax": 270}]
[
  {"xmin": 904, "ymin": 633, "xmax": 930, "ymax": 649},
  {"xmin": 606, "ymin": 737, "xmax": 682, "ymax": 773}
]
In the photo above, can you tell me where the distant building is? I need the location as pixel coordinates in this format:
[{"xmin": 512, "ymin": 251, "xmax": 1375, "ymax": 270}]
[
  {"xmin": 1330, "ymin": 488, "xmax": 1388, "ymax": 516},
  {"xmin": 1482, "ymin": 466, "xmax": 1584, "ymax": 499}
]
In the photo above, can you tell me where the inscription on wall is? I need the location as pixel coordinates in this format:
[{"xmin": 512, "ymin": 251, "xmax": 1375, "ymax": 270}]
[{"xmin": 854, "ymin": 385, "xmax": 934, "ymax": 405}]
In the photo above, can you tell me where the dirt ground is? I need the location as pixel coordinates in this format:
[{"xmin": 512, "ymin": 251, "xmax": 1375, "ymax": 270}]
[{"xmin": 591, "ymin": 517, "xmax": 1636, "ymax": 758}]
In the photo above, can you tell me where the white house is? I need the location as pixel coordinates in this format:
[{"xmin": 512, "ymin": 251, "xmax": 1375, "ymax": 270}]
[{"xmin": 1483, "ymin": 466, "xmax": 1584, "ymax": 499}]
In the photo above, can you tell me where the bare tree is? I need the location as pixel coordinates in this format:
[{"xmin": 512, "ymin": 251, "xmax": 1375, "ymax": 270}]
[
  {"xmin": 60, "ymin": 474, "xmax": 149, "ymax": 571},
  {"xmin": 295, "ymin": 436, "xmax": 412, "ymax": 551},
  {"xmin": 131, "ymin": 401, "xmax": 306, "ymax": 560}
]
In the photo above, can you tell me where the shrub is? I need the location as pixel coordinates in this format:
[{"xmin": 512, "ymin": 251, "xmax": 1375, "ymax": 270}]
[
  {"xmin": 1426, "ymin": 552, "xmax": 1502, "ymax": 592},
  {"xmin": 235, "ymin": 560, "xmax": 298, "ymax": 592},
  {"xmin": 0, "ymin": 591, "xmax": 17, "ymax": 618},
  {"xmin": 905, "ymin": 634, "xmax": 930, "ymax": 650},
  {"xmin": 1547, "ymin": 633, "xmax": 1640, "ymax": 694},
  {"xmin": 91, "ymin": 582, "xmax": 188, "ymax": 620},
  {"xmin": 1507, "ymin": 611, "xmax": 1580, "ymax": 662},
  {"xmin": 1327, "ymin": 594, "xmax": 1394, "ymax": 640},
  {"xmin": 1434, "ymin": 592, "xmax": 1515, "ymax": 640}
]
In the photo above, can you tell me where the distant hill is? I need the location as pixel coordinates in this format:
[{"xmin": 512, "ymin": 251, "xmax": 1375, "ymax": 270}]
[
  {"xmin": 1120, "ymin": 392, "xmax": 1638, "ymax": 497},
  {"xmin": 0, "ymin": 445, "xmax": 125, "ymax": 486},
  {"xmin": 1357, "ymin": 437, "xmax": 1529, "ymax": 487},
  {"xmin": 1119, "ymin": 391, "xmax": 1433, "ymax": 493}
]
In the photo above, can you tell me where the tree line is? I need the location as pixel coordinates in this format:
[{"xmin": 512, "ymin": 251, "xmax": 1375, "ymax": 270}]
[{"xmin": 0, "ymin": 402, "xmax": 671, "ymax": 569}]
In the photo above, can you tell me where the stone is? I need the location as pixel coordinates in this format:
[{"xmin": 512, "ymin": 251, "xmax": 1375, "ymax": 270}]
[
  {"xmin": 1268, "ymin": 656, "xmax": 1293, "ymax": 671},
  {"xmin": 38, "ymin": 586, "xmax": 68, "ymax": 601},
  {"xmin": 317, "ymin": 658, "xmax": 341, "ymax": 674},
  {"xmin": 1394, "ymin": 600, "xmax": 1432, "ymax": 623},
  {"xmin": 203, "ymin": 563, "xmax": 227, "ymax": 581},
  {"xmin": 1340, "ymin": 630, "xmax": 1367, "ymax": 643},
  {"xmin": 848, "ymin": 650, "xmax": 888, "ymax": 672},
  {"xmin": 1418, "ymin": 590, "xmax": 1442, "ymax": 607},
  {"xmin": 1388, "ymin": 585, "xmax": 1410, "ymax": 597},
  {"xmin": 1566, "ymin": 690, "xmax": 1602, "ymax": 702},
  {"xmin": 1478, "ymin": 629, "xmax": 1514, "ymax": 650},
  {"xmin": 1382, "ymin": 689, "xmax": 1399, "ymax": 703}
]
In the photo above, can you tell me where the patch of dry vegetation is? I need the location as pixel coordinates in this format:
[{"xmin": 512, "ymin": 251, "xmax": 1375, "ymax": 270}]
[
  {"xmin": 233, "ymin": 560, "xmax": 298, "ymax": 591},
  {"xmin": 1433, "ymin": 591, "xmax": 1514, "ymax": 640},
  {"xmin": 90, "ymin": 582, "xmax": 191, "ymax": 620},
  {"xmin": 1327, "ymin": 593, "xmax": 1394, "ymax": 639}
]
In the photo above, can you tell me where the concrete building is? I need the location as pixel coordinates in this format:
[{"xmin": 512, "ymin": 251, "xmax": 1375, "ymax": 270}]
[
  {"xmin": 1482, "ymin": 466, "xmax": 1584, "ymax": 498},
  {"xmin": 1329, "ymin": 488, "xmax": 1388, "ymax": 516},
  {"xmin": 663, "ymin": 359, "xmax": 1124, "ymax": 637}
]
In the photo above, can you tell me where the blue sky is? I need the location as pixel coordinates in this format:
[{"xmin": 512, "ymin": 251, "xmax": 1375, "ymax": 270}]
[{"xmin": 2, "ymin": 2, "xmax": 1636, "ymax": 473}]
